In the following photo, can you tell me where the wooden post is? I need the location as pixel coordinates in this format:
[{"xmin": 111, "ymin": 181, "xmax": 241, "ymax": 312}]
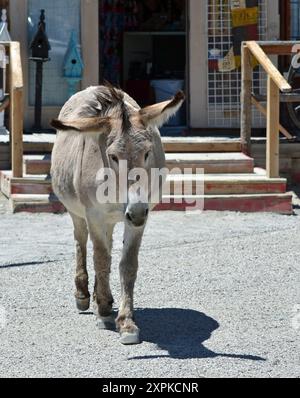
[
  {"xmin": 10, "ymin": 87, "xmax": 23, "ymax": 177},
  {"xmin": 266, "ymin": 75, "xmax": 280, "ymax": 178},
  {"xmin": 9, "ymin": 42, "xmax": 24, "ymax": 178},
  {"xmin": 241, "ymin": 43, "xmax": 252, "ymax": 155}
]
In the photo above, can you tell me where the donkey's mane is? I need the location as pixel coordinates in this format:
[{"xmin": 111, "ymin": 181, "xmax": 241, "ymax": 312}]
[
  {"xmin": 59, "ymin": 84, "xmax": 132, "ymax": 134},
  {"xmin": 58, "ymin": 84, "xmax": 133, "ymax": 134}
]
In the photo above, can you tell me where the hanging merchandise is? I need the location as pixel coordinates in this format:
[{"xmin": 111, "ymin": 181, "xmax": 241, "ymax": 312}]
[
  {"xmin": 100, "ymin": 0, "xmax": 138, "ymax": 85},
  {"xmin": 218, "ymin": 0, "xmax": 259, "ymax": 72}
]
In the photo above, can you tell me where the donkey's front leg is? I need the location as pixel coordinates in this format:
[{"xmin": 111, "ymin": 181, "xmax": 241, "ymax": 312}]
[
  {"xmin": 117, "ymin": 225, "xmax": 145, "ymax": 345},
  {"xmin": 86, "ymin": 212, "xmax": 115, "ymax": 330}
]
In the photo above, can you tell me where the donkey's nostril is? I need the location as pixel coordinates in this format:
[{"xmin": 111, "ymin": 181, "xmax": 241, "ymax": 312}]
[
  {"xmin": 145, "ymin": 208, "xmax": 149, "ymax": 217},
  {"xmin": 126, "ymin": 212, "xmax": 133, "ymax": 223}
]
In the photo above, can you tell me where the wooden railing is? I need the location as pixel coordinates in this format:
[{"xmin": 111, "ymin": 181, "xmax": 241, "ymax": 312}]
[
  {"xmin": 1, "ymin": 41, "xmax": 24, "ymax": 178},
  {"xmin": 241, "ymin": 41, "xmax": 298, "ymax": 179}
]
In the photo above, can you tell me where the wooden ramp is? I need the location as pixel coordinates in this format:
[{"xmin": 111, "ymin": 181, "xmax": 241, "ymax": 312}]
[{"xmin": 0, "ymin": 135, "xmax": 293, "ymax": 214}]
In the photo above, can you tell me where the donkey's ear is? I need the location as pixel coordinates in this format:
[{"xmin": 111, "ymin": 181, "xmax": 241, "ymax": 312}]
[
  {"xmin": 139, "ymin": 91, "xmax": 185, "ymax": 128},
  {"xmin": 50, "ymin": 116, "xmax": 111, "ymax": 134}
]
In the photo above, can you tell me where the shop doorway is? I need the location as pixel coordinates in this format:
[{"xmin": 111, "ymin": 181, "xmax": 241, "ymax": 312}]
[{"xmin": 99, "ymin": 0, "xmax": 188, "ymax": 133}]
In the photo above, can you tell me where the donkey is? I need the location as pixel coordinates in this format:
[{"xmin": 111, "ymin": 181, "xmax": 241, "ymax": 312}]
[{"xmin": 51, "ymin": 85, "xmax": 185, "ymax": 344}]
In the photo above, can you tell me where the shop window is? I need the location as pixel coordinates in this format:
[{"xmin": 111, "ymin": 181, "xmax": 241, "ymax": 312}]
[
  {"xmin": 28, "ymin": 0, "xmax": 81, "ymax": 106},
  {"xmin": 291, "ymin": 0, "xmax": 300, "ymax": 40},
  {"xmin": 99, "ymin": 0, "xmax": 187, "ymax": 128}
]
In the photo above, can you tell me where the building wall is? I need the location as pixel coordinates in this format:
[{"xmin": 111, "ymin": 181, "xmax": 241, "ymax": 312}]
[{"xmin": 7, "ymin": 0, "xmax": 281, "ymax": 130}]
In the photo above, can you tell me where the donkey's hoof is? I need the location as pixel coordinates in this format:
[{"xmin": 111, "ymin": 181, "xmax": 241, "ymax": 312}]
[
  {"xmin": 76, "ymin": 297, "xmax": 90, "ymax": 312},
  {"xmin": 120, "ymin": 330, "xmax": 140, "ymax": 345},
  {"xmin": 96, "ymin": 315, "xmax": 116, "ymax": 331}
]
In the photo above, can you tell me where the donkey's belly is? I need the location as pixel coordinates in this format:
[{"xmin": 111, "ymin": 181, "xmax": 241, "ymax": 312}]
[{"xmin": 58, "ymin": 192, "xmax": 125, "ymax": 224}]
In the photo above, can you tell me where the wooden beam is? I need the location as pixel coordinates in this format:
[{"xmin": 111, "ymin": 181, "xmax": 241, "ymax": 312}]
[
  {"xmin": 260, "ymin": 43, "xmax": 295, "ymax": 55},
  {"xmin": 251, "ymin": 96, "xmax": 293, "ymax": 140},
  {"xmin": 256, "ymin": 40, "xmax": 300, "ymax": 55},
  {"xmin": 10, "ymin": 88, "xmax": 23, "ymax": 178},
  {"xmin": 8, "ymin": 42, "xmax": 24, "ymax": 178},
  {"xmin": 241, "ymin": 44, "xmax": 252, "ymax": 155},
  {"xmin": 8, "ymin": 42, "xmax": 23, "ymax": 90},
  {"xmin": 254, "ymin": 93, "xmax": 300, "ymax": 103},
  {"xmin": 81, "ymin": 0, "xmax": 99, "ymax": 88},
  {"xmin": 266, "ymin": 76, "xmax": 280, "ymax": 178},
  {"xmin": 246, "ymin": 41, "xmax": 292, "ymax": 92}
]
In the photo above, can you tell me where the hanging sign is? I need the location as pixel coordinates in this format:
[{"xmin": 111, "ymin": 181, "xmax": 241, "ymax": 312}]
[{"xmin": 218, "ymin": 0, "xmax": 259, "ymax": 72}]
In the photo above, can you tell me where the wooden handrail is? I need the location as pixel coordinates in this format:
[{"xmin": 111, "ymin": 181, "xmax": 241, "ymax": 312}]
[
  {"xmin": 241, "ymin": 41, "xmax": 297, "ymax": 179},
  {"xmin": 246, "ymin": 41, "xmax": 292, "ymax": 93},
  {"xmin": 1, "ymin": 41, "xmax": 24, "ymax": 178},
  {"xmin": 9, "ymin": 42, "xmax": 24, "ymax": 90}
]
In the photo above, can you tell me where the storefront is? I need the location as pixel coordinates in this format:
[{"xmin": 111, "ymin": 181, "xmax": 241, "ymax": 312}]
[{"xmin": 6, "ymin": 0, "xmax": 290, "ymax": 132}]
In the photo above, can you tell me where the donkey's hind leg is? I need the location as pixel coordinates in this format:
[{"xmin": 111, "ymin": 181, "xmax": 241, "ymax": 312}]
[{"xmin": 70, "ymin": 212, "xmax": 90, "ymax": 312}]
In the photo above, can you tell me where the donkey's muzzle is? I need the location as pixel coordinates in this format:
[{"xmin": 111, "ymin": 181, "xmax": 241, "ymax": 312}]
[{"xmin": 125, "ymin": 203, "xmax": 149, "ymax": 228}]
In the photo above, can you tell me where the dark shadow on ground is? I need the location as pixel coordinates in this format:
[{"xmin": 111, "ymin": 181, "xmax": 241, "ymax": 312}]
[
  {"xmin": 128, "ymin": 308, "xmax": 266, "ymax": 361},
  {"xmin": 0, "ymin": 260, "xmax": 57, "ymax": 269}
]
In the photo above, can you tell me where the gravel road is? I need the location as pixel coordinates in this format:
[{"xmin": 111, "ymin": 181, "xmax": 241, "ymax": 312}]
[{"xmin": 0, "ymin": 194, "xmax": 299, "ymax": 378}]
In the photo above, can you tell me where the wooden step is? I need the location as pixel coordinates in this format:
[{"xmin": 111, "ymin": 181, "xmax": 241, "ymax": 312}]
[
  {"xmin": 162, "ymin": 137, "xmax": 241, "ymax": 153},
  {"xmin": 165, "ymin": 153, "xmax": 254, "ymax": 174},
  {"xmin": 24, "ymin": 151, "xmax": 253, "ymax": 176},
  {"xmin": 0, "ymin": 171, "xmax": 51, "ymax": 197},
  {"xmin": 3, "ymin": 167, "xmax": 286, "ymax": 197},
  {"xmin": 2, "ymin": 135, "xmax": 241, "ymax": 158},
  {"xmin": 22, "ymin": 134, "xmax": 56, "ymax": 154},
  {"xmin": 167, "ymin": 171, "xmax": 287, "ymax": 195},
  {"xmin": 24, "ymin": 155, "xmax": 51, "ymax": 175},
  {"xmin": 22, "ymin": 136, "xmax": 241, "ymax": 155},
  {"xmin": 24, "ymin": 141, "xmax": 53, "ymax": 154},
  {"xmin": 10, "ymin": 193, "xmax": 293, "ymax": 215},
  {"xmin": 155, "ymin": 193, "xmax": 293, "ymax": 215},
  {"xmin": 10, "ymin": 194, "xmax": 65, "ymax": 214}
]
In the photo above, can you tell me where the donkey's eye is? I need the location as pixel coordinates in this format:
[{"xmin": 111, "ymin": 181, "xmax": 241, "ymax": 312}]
[
  {"xmin": 111, "ymin": 155, "xmax": 119, "ymax": 164},
  {"xmin": 145, "ymin": 151, "xmax": 151, "ymax": 162}
]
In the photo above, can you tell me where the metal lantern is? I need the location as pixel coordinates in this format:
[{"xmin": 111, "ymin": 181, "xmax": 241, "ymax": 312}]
[{"xmin": 29, "ymin": 9, "xmax": 51, "ymax": 132}]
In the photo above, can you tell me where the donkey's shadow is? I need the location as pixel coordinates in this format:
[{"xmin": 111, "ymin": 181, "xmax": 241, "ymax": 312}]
[{"xmin": 129, "ymin": 308, "xmax": 265, "ymax": 361}]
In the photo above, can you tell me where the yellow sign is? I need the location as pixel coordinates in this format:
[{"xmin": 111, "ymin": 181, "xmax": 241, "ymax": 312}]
[{"xmin": 231, "ymin": 6, "xmax": 259, "ymax": 27}]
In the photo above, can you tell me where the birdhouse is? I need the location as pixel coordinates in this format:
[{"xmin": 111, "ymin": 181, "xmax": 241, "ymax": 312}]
[
  {"xmin": 63, "ymin": 31, "xmax": 84, "ymax": 79},
  {"xmin": 30, "ymin": 9, "xmax": 51, "ymax": 60},
  {"xmin": 0, "ymin": 9, "xmax": 11, "ymax": 42},
  {"xmin": 63, "ymin": 31, "xmax": 84, "ymax": 99}
]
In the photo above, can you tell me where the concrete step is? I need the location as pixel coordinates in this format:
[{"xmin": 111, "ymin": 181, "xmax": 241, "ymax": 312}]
[
  {"xmin": 165, "ymin": 153, "xmax": 254, "ymax": 174},
  {"xmin": 156, "ymin": 193, "xmax": 293, "ymax": 215},
  {"xmin": 24, "ymin": 152, "xmax": 254, "ymax": 176}
]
